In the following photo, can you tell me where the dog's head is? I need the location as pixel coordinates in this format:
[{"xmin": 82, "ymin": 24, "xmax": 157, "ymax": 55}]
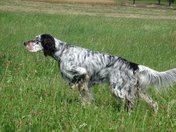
[{"xmin": 24, "ymin": 34, "xmax": 56, "ymax": 56}]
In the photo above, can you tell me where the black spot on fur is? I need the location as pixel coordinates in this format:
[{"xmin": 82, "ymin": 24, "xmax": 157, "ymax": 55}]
[
  {"xmin": 41, "ymin": 34, "xmax": 56, "ymax": 56},
  {"xmin": 128, "ymin": 62, "xmax": 139, "ymax": 71},
  {"xmin": 71, "ymin": 74, "xmax": 85, "ymax": 84},
  {"xmin": 118, "ymin": 57, "xmax": 139, "ymax": 71}
]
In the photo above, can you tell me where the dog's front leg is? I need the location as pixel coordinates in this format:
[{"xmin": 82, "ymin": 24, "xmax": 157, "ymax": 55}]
[
  {"xmin": 76, "ymin": 74, "xmax": 93, "ymax": 105},
  {"xmin": 61, "ymin": 65, "xmax": 93, "ymax": 105},
  {"xmin": 70, "ymin": 67, "xmax": 93, "ymax": 105}
]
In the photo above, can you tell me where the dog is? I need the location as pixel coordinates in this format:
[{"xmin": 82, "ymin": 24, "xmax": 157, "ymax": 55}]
[{"xmin": 24, "ymin": 34, "xmax": 176, "ymax": 112}]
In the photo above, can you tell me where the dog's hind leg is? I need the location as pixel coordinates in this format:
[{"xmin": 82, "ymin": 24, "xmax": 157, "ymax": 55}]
[
  {"xmin": 110, "ymin": 82, "xmax": 137, "ymax": 112},
  {"xmin": 138, "ymin": 89, "xmax": 158, "ymax": 113},
  {"xmin": 109, "ymin": 72, "xmax": 138, "ymax": 112}
]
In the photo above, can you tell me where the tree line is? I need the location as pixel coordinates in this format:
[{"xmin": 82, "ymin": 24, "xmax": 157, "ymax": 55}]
[{"xmin": 132, "ymin": 0, "xmax": 175, "ymax": 6}]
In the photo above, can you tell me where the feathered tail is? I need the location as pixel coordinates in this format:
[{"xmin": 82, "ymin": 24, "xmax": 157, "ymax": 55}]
[{"xmin": 138, "ymin": 65, "xmax": 176, "ymax": 89}]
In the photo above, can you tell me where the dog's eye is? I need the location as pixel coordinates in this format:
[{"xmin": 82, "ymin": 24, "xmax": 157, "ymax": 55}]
[{"xmin": 36, "ymin": 41, "xmax": 40, "ymax": 44}]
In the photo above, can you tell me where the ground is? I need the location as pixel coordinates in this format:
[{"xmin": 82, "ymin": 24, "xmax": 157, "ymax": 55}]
[{"xmin": 0, "ymin": 0, "xmax": 176, "ymax": 20}]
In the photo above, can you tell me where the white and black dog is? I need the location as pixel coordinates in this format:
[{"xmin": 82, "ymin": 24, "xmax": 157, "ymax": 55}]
[{"xmin": 24, "ymin": 34, "xmax": 176, "ymax": 112}]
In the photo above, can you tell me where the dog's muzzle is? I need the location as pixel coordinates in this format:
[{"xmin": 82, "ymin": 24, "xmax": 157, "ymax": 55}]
[
  {"xmin": 24, "ymin": 40, "xmax": 34, "ymax": 46},
  {"xmin": 24, "ymin": 40, "xmax": 34, "ymax": 51}
]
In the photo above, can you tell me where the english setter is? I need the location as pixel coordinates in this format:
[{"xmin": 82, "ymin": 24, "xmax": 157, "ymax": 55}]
[{"xmin": 24, "ymin": 34, "xmax": 176, "ymax": 112}]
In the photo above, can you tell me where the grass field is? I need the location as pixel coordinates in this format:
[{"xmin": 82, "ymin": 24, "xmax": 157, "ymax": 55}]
[{"xmin": 0, "ymin": 0, "xmax": 176, "ymax": 131}]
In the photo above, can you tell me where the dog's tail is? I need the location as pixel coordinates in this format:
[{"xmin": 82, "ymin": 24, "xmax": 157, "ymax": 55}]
[{"xmin": 138, "ymin": 65, "xmax": 176, "ymax": 89}]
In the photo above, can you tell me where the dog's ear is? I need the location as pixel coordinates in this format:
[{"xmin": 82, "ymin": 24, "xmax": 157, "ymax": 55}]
[{"xmin": 41, "ymin": 34, "xmax": 56, "ymax": 56}]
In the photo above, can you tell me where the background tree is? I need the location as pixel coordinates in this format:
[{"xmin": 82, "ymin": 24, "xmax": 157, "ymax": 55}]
[
  {"xmin": 168, "ymin": 0, "xmax": 175, "ymax": 6},
  {"xmin": 158, "ymin": 0, "xmax": 161, "ymax": 4}
]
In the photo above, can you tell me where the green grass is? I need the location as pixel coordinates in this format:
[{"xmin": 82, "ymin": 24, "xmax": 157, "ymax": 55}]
[{"xmin": 1, "ymin": 2, "xmax": 176, "ymax": 131}]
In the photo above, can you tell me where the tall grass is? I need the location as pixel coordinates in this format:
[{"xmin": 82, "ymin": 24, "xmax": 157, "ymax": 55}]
[{"xmin": 0, "ymin": 9, "xmax": 176, "ymax": 131}]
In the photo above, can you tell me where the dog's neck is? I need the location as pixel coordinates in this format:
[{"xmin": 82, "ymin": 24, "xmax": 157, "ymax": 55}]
[{"xmin": 52, "ymin": 38, "xmax": 69, "ymax": 61}]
